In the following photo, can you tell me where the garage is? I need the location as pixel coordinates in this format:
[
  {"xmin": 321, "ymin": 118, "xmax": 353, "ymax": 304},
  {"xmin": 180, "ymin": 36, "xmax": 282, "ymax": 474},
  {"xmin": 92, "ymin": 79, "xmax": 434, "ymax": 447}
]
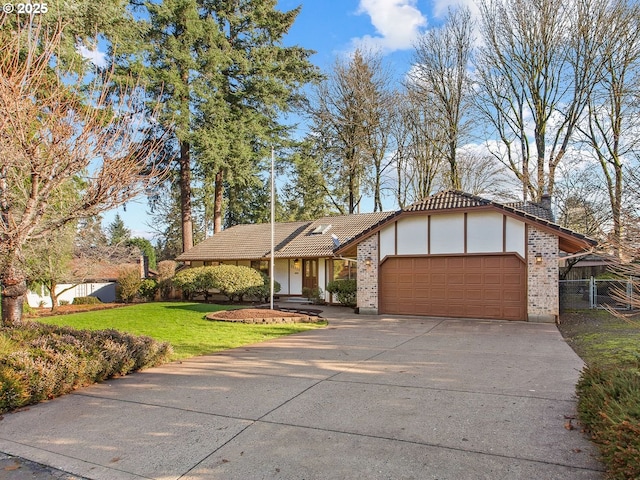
[{"xmin": 379, "ymin": 254, "xmax": 527, "ymax": 321}]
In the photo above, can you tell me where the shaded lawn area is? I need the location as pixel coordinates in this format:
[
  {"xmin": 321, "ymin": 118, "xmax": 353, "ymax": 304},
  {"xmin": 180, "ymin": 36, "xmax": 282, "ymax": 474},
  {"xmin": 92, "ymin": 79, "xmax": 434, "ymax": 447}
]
[
  {"xmin": 36, "ymin": 302, "xmax": 325, "ymax": 360},
  {"xmin": 558, "ymin": 309, "xmax": 640, "ymax": 369}
]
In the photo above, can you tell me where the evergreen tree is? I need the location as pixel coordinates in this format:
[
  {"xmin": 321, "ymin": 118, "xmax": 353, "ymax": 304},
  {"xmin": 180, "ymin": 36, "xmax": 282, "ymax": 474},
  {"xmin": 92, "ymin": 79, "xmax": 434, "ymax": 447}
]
[
  {"xmin": 117, "ymin": 0, "xmax": 319, "ymax": 251},
  {"xmin": 115, "ymin": 0, "xmax": 221, "ymax": 252},
  {"xmin": 107, "ymin": 214, "xmax": 131, "ymax": 246},
  {"xmin": 281, "ymin": 142, "xmax": 334, "ymax": 220},
  {"xmin": 199, "ymin": 0, "xmax": 321, "ymax": 233}
]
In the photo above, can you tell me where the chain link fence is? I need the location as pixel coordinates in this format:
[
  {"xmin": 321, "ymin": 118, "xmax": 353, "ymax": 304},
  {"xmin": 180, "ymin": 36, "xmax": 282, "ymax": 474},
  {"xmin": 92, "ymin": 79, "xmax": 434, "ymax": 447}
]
[{"xmin": 560, "ymin": 277, "xmax": 636, "ymax": 312}]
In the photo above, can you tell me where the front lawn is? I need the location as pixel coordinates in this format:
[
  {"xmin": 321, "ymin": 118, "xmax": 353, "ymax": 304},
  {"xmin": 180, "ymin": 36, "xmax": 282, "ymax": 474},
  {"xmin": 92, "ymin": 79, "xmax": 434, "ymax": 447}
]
[
  {"xmin": 559, "ymin": 310, "xmax": 640, "ymax": 480},
  {"xmin": 35, "ymin": 302, "xmax": 325, "ymax": 360}
]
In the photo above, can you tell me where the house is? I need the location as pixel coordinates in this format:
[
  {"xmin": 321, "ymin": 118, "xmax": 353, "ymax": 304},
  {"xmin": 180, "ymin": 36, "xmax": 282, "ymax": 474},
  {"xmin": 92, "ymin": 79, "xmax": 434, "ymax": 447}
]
[
  {"xmin": 177, "ymin": 190, "xmax": 596, "ymax": 322},
  {"xmin": 176, "ymin": 211, "xmax": 395, "ymax": 300}
]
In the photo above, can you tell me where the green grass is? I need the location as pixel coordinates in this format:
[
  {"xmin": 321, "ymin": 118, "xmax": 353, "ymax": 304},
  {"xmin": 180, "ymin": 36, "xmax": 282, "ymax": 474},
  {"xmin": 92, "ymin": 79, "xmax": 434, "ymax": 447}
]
[
  {"xmin": 559, "ymin": 310, "xmax": 640, "ymax": 369},
  {"xmin": 36, "ymin": 302, "xmax": 325, "ymax": 360}
]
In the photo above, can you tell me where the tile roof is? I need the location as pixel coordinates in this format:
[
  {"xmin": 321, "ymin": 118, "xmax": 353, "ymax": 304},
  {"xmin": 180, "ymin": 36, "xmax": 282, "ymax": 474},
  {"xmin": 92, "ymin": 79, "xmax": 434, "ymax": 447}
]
[
  {"xmin": 404, "ymin": 190, "xmax": 492, "ymax": 212},
  {"xmin": 505, "ymin": 201, "xmax": 554, "ymax": 221},
  {"xmin": 177, "ymin": 191, "xmax": 597, "ymax": 262},
  {"xmin": 176, "ymin": 221, "xmax": 310, "ymax": 261},
  {"xmin": 175, "ymin": 212, "xmax": 396, "ymax": 261},
  {"xmin": 406, "ymin": 190, "xmax": 557, "ymax": 222},
  {"xmin": 277, "ymin": 211, "xmax": 396, "ymax": 258}
]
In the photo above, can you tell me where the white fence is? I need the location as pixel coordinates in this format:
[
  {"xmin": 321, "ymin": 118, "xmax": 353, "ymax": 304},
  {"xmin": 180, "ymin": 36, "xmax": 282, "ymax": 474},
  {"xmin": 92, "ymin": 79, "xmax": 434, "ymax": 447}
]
[{"xmin": 27, "ymin": 282, "xmax": 117, "ymax": 308}]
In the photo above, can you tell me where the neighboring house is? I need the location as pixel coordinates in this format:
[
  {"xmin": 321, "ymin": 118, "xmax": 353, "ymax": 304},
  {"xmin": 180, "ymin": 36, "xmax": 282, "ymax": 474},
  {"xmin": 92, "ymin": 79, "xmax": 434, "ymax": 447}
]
[
  {"xmin": 27, "ymin": 249, "xmax": 146, "ymax": 308},
  {"xmin": 27, "ymin": 281, "xmax": 118, "ymax": 307},
  {"xmin": 178, "ymin": 190, "xmax": 596, "ymax": 322},
  {"xmin": 559, "ymin": 253, "xmax": 618, "ymax": 280}
]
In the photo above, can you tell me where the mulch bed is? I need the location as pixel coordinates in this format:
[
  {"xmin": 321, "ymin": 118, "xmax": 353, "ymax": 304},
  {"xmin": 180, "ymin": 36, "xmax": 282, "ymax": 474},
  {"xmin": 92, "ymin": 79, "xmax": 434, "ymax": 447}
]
[
  {"xmin": 206, "ymin": 308, "xmax": 317, "ymax": 324},
  {"xmin": 25, "ymin": 303, "xmax": 131, "ymax": 318}
]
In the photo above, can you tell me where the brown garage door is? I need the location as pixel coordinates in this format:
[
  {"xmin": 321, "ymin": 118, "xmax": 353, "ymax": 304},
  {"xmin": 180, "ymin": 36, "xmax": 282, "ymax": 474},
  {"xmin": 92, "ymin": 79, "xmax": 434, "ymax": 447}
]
[{"xmin": 379, "ymin": 254, "xmax": 526, "ymax": 321}]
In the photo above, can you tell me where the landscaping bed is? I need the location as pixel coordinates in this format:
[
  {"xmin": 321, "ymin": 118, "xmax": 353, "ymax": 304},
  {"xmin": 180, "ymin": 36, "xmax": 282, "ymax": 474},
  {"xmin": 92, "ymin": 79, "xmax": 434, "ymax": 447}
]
[
  {"xmin": 0, "ymin": 321, "xmax": 172, "ymax": 414},
  {"xmin": 558, "ymin": 310, "xmax": 640, "ymax": 480},
  {"xmin": 25, "ymin": 302, "xmax": 130, "ymax": 318},
  {"xmin": 206, "ymin": 308, "xmax": 317, "ymax": 324}
]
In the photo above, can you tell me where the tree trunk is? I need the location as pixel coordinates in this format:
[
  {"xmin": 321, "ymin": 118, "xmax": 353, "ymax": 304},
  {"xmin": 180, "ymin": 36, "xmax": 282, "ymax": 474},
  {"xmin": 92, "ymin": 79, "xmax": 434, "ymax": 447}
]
[
  {"xmin": 49, "ymin": 281, "xmax": 59, "ymax": 312},
  {"xmin": 1, "ymin": 259, "xmax": 27, "ymax": 327},
  {"xmin": 612, "ymin": 163, "xmax": 623, "ymax": 258},
  {"xmin": 179, "ymin": 141, "xmax": 193, "ymax": 252},
  {"xmin": 214, "ymin": 169, "xmax": 224, "ymax": 234}
]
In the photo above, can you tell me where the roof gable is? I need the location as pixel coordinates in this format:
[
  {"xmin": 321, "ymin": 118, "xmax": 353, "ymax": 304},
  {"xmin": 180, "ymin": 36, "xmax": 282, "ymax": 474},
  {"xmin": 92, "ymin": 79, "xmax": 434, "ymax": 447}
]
[{"xmin": 334, "ymin": 190, "xmax": 596, "ymax": 255}]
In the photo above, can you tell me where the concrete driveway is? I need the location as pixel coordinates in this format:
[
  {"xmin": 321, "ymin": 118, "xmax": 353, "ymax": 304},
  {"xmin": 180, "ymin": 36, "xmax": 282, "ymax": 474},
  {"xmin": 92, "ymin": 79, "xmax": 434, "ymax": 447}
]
[{"xmin": 0, "ymin": 309, "xmax": 604, "ymax": 480}]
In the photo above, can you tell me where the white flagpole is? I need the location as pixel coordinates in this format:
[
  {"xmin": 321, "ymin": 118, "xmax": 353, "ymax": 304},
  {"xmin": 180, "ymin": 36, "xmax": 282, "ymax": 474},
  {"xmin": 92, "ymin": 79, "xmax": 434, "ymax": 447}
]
[{"xmin": 270, "ymin": 146, "xmax": 275, "ymax": 310}]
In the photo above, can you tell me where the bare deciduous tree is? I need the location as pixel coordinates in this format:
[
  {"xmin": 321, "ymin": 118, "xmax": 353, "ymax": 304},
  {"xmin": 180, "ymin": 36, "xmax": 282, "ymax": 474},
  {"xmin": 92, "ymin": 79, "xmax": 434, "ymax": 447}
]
[
  {"xmin": 389, "ymin": 90, "xmax": 444, "ymax": 206},
  {"xmin": 577, "ymin": 0, "xmax": 640, "ymax": 257},
  {"xmin": 408, "ymin": 7, "xmax": 475, "ymax": 190},
  {"xmin": 475, "ymin": 0, "xmax": 609, "ymax": 202},
  {"xmin": 436, "ymin": 151, "xmax": 508, "ymax": 197},
  {"xmin": 308, "ymin": 49, "xmax": 394, "ymax": 213},
  {"xmin": 0, "ymin": 17, "xmax": 166, "ymax": 326},
  {"xmin": 554, "ymin": 160, "xmax": 610, "ymax": 240}
]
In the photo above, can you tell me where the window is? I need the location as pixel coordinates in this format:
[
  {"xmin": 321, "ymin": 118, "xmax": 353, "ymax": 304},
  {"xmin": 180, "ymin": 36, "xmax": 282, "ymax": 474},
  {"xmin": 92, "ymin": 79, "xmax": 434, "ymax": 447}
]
[
  {"xmin": 251, "ymin": 260, "xmax": 269, "ymax": 276},
  {"xmin": 333, "ymin": 259, "xmax": 355, "ymax": 280},
  {"xmin": 310, "ymin": 224, "xmax": 332, "ymax": 235}
]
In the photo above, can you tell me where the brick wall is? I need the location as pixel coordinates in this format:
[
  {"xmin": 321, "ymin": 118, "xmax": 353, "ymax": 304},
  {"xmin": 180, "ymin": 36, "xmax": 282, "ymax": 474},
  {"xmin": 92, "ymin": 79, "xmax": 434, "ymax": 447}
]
[
  {"xmin": 527, "ymin": 226, "xmax": 559, "ymax": 322},
  {"xmin": 357, "ymin": 234, "xmax": 379, "ymax": 315}
]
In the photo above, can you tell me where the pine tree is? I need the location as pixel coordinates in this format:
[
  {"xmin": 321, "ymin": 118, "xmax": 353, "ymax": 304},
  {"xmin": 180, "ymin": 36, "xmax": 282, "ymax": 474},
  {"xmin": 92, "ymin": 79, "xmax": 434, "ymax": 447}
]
[
  {"xmin": 117, "ymin": 0, "xmax": 318, "ymax": 251},
  {"xmin": 107, "ymin": 214, "xmax": 131, "ymax": 246}
]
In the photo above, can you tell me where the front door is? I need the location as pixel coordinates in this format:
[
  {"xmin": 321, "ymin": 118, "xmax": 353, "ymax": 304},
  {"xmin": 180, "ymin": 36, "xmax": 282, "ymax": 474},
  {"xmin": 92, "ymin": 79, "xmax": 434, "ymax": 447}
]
[{"xmin": 302, "ymin": 259, "xmax": 318, "ymax": 290}]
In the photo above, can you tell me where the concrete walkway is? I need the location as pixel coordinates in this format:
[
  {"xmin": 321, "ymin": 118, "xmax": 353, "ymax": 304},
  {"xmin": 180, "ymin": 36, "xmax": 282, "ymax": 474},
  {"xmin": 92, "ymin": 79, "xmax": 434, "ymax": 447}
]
[{"xmin": 0, "ymin": 309, "xmax": 604, "ymax": 479}]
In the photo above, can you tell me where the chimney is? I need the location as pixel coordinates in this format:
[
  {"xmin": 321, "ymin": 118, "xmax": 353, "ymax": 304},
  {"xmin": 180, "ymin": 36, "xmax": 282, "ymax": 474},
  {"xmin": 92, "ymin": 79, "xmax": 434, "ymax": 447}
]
[{"xmin": 540, "ymin": 192, "xmax": 554, "ymax": 221}]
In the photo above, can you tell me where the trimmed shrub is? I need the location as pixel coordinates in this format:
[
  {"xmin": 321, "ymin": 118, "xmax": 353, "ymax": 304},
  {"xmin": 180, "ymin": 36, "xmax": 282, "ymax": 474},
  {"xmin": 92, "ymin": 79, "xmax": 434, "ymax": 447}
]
[
  {"xmin": 576, "ymin": 365, "xmax": 640, "ymax": 479},
  {"xmin": 243, "ymin": 274, "xmax": 281, "ymax": 302},
  {"xmin": 0, "ymin": 322, "xmax": 172, "ymax": 413},
  {"xmin": 174, "ymin": 265, "xmax": 265, "ymax": 302},
  {"xmin": 302, "ymin": 286, "xmax": 324, "ymax": 304},
  {"xmin": 208, "ymin": 265, "xmax": 264, "ymax": 301},
  {"xmin": 117, "ymin": 266, "xmax": 143, "ymax": 303},
  {"xmin": 138, "ymin": 279, "xmax": 159, "ymax": 302},
  {"xmin": 326, "ymin": 279, "xmax": 357, "ymax": 307},
  {"xmin": 173, "ymin": 266, "xmax": 215, "ymax": 300},
  {"xmin": 72, "ymin": 296, "xmax": 102, "ymax": 305}
]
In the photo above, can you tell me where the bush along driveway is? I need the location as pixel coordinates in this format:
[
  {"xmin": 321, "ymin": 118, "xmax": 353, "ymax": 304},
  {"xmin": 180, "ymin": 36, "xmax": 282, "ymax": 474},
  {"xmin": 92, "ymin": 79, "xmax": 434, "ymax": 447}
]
[{"xmin": 559, "ymin": 310, "xmax": 640, "ymax": 480}]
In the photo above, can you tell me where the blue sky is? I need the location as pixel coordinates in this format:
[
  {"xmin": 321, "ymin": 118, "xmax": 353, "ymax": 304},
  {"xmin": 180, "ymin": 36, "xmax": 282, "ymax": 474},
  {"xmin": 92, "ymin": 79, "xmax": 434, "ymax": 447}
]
[
  {"xmin": 104, "ymin": 0, "xmax": 470, "ymax": 239},
  {"xmin": 278, "ymin": 0, "xmax": 470, "ymax": 75}
]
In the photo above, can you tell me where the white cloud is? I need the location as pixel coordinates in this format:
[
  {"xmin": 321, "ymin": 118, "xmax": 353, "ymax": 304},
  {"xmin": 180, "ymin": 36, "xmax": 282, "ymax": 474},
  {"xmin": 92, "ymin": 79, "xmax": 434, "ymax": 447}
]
[
  {"xmin": 431, "ymin": 0, "xmax": 479, "ymax": 19},
  {"xmin": 353, "ymin": 0, "xmax": 427, "ymax": 52},
  {"xmin": 77, "ymin": 44, "xmax": 108, "ymax": 69}
]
